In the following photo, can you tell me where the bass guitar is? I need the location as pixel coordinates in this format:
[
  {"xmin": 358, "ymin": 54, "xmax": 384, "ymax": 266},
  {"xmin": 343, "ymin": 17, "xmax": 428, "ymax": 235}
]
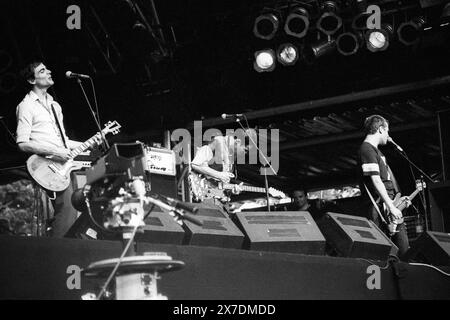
[
  {"xmin": 27, "ymin": 120, "xmax": 121, "ymax": 192},
  {"xmin": 384, "ymin": 179, "xmax": 426, "ymax": 234}
]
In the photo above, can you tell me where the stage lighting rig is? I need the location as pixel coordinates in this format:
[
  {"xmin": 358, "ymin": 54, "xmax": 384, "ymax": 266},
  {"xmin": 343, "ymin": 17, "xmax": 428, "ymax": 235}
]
[
  {"xmin": 302, "ymin": 39, "xmax": 336, "ymax": 64},
  {"xmin": 397, "ymin": 17, "xmax": 426, "ymax": 46},
  {"xmin": 352, "ymin": 11, "xmax": 371, "ymax": 31},
  {"xmin": 365, "ymin": 24, "xmax": 393, "ymax": 52},
  {"xmin": 254, "ymin": 49, "xmax": 276, "ymax": 72},
  {"xmin": 317, "ymin": 1, "xmax": 342, "ymax": 36},
  {"xmin": 284, "ymin": 6, "xmax": 310, "ymax": 38},
  {"xmin": 276, "ymin": 43, "xmax": 299, "ymax": 66},
  {"xmin": 253, "ymin": 12, "xmax": 280, "ymax": 40},
  {"xmin": 337, "ymin": 32, "xmax": 364, "ymax": 56}
]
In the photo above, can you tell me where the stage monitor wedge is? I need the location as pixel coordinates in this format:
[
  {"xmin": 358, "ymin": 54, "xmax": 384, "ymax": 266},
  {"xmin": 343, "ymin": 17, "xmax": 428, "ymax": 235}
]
[
  {"xmin": 183, "ymin": 204, "xmax": 244, "ymax": 249},
  {"xmin": 135, "ymin": 209, "xmax": 185, "ymax": 245},
  {"xmin": 318, "ymin": 212, "xmax": 393, "ymax": 260},
  {"xmin": 406, "ymin": 231, "xmax": 450, "ymax": 266},
  {"xmin": 235, "ymin": 211, "xmax": 326, "ymax": 255}
]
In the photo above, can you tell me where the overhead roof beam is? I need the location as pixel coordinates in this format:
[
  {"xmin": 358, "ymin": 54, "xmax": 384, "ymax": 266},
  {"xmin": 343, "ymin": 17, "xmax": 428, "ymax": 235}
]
[
  {"xmin": 279, "ymin": 119, "xmax": 436, "ymax": 151},
  {"xmin": 195, "ymin": 75, "xmax": 450, "ymax": 128}
]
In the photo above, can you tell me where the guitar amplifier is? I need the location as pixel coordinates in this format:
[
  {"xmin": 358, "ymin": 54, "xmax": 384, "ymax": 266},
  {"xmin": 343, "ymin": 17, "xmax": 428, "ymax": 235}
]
[
  {"xmin": 145, "ymin": 147, "xmax": 176, "ymax": 176},
  {"xmin": 318, "ymin": 212, "xmax": 393, "ymax": 260},
  {"xmin": 145, "ymin": 147, "xmax": 178, "ymax": 199},
  {"xmin": 235, "ymin": 211, "xmax": 326, "ymax": 255},
  {"xmin": 182, "ymin": 204, "xmax": 244, "ymax": 249}
]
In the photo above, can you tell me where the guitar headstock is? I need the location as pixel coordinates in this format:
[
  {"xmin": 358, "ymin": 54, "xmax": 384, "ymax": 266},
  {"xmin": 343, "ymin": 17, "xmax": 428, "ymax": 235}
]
[
  {"xmin": 415, "ymin": 179, "xmax": 426, "ymax": 191},
  {"xmin": 268, "ymin": 187, "xmax": 286, "ymax": 199},
  {"xmin": 103, "ymin": 121, "xmax": 121, "ymax": 135}
]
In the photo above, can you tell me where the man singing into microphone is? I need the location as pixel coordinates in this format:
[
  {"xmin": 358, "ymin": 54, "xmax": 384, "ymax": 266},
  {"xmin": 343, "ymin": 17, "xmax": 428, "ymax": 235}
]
[
  {"xmin": 16, "ymin": 61, "xmax": 86, "ymax": 237},
  {"xmin": 358, "ymin": 115, "xmax": 410, "ymax": 258}
]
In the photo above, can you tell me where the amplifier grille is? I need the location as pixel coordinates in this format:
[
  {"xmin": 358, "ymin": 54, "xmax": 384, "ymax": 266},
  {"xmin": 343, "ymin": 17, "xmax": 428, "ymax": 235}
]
[
  {"xmin": 145, "ymin": 217, "xmax": 163, "ymax": 227},
  {"xmin": 267, "ymin": 228, "xmax": 301, "ymax": 238},
  {"xmin": 337, "ymin": 217, "xmax": 371, "ymax": 228},
  {"xmin": 354, "ymin": 230, "xmax": 376, "ymax": 240},
  {"xmin": 245, "ymin": 215, "xmax": 309, "ymax": 225},
  {"xmin": 434, "ymin": 234, "xmax": 450, "ymax": 243},
  {"xmin": 201, "ymin": 220, "xmax": 227, "ymax": 231}
]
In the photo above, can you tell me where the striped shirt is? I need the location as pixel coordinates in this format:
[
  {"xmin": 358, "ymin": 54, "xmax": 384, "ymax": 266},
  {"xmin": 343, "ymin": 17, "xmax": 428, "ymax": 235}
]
[{"xmin": 358, "ymin": 141, "xmax": 396, "ymax": 199}]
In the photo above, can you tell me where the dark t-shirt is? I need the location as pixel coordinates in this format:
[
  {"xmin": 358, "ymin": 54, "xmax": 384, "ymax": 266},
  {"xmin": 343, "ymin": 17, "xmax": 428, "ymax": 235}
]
[{"xmin": 358, "ymin": 141, "xmax": 397, "ymax": 201}]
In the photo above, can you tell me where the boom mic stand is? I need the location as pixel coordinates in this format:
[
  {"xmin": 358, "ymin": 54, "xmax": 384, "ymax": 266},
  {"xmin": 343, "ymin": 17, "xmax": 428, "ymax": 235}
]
[
  {"xmin": 75, "ymin": 77, "xmax": 110, "ymax": 150},
  {"xmin": 391, "ymin": 146, "xmax": 436, "ymax": 232},
  {"xmin": 0, "ymin": 116, "xmax": 16, "ymax": 143},
  {"xmin": 235, "ymin": 116, "xmax": 278, "ymax": 211}
]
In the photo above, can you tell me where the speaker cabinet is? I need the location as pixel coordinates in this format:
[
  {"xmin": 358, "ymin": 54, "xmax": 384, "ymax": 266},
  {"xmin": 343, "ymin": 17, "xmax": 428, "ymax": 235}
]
[
  {"xmin": 182, "ymin": 204, "xmax": 244, "ymax": 249},
  {"xmin": 438, "ymin": 109, "xmax": 450, "ymax": 181},
  {"xmin": 429, "ymin": 181, "xmax": 450, "ymax": 232},
  {"xmin": 135, "ymin": 209, "xmax": 185, "ymax": 245},
  {"xmin": 318, "ymin": 212, "xmax": 393, "ymax": 260},
  {"xmin": 148, "ymin": 173, "xmax": 177, "ymax": 199},
  {"xmin": 235, "ymin": 211, "xmax": 326, "ymax": 255},
  {"xmin": 406, "ymin": 231, "xmax": 450, "ymax": 266}
]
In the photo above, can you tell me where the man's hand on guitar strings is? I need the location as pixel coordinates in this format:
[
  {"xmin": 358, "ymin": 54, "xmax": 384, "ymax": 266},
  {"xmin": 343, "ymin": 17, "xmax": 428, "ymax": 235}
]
[
  {"xmin": 403, "ymin": 196, "xmax": 412, "ymax": 208},
  {"xmin": 231, "ymin": 182, "xmax": 244, "ymax": 195},
  {"xmin": 389, "ymin": 205, "xmax": 403, "ymax": 220},
  {"xmin": 217, "ymin": 171, "xmax": 234, "ymax": 183},
  {"xmin": 51, "ymin": 148, "xmax": 71, "ymax": 162}
]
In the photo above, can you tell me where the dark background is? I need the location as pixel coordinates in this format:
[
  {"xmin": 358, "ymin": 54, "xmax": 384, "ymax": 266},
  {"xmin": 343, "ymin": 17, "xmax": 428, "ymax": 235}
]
[{"xmin": 1, "ymin": 0, "xmax": 450, "ymax": 192}]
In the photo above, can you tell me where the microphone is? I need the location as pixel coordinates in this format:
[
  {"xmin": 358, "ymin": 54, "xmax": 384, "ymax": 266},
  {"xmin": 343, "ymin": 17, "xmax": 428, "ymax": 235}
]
[
  {"xmin": 221, "ymin": 113, "xmax": 244, "ymax": 119},
  {"xmin": 161, "ymin": 195, "xmax": 199, "ymax": 214},
  {"xmin": 387, "ymin": 137, "xmax": 404, "ymax": 152},
  {"xmin": 179, "ymin": 212, "xmax": 203, "ymax": 226},
  {"xmin": 65, "ymin": 71, "xmax": 90, "ymax": 79}
]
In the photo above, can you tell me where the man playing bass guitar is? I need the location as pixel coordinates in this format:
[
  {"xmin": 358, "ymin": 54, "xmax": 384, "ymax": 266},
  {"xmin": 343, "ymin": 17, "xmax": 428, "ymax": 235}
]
[{"xmin": 358, "ymin": 115, "xmax": 411, "ymax": 259}]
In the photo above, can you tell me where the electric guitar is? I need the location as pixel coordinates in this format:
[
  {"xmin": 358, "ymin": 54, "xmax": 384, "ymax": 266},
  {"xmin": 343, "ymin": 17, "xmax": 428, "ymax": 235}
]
[
  {"xmin": 26, "ymin": 120, "xmax": 121, "ymax": 192},
  {"xmin": 384, "ymin": 179, "xmax": 426, "ymax": 234},
  {"xmin": 188, "ymin": 171, "xmax": 286, "ymax": 203}
]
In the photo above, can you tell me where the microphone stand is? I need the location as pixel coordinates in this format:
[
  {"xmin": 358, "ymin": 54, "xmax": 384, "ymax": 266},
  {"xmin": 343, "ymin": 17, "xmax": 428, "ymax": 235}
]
[
  {"xmin": 236, "ymin": 116, "xmax": 277, "ymax": 212},
  {"xmin": 0, "ymin": 116, "xmax": 16, "ymax": 143},
  {"xmin": 392, "ymin": 147, "xmax": 435, "ymax": 231},
  {"xmin": 75, "ymin": 78, "xmax": 110, "ymax": 150}
]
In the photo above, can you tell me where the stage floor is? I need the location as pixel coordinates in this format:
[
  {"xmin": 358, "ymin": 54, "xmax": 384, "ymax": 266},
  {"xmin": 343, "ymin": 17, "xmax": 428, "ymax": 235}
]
[{"xmin": 0, "ymin": 235, "xmax": 449, "ymax": 300}]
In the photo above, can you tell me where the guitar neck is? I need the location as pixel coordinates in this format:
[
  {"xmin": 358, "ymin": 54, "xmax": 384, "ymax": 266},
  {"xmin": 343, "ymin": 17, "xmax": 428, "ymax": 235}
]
[
  {"xmin": 395, "ymin": 187, "xmax": 422, "ymax": 211},
  {"xmin": 69, "ymin": 134, "xmax": 100, "ymax": 159},
  {"xmin": 223, "ymin": 184, "xmax": 266, "ymax": 194},
  {"xmin": 408, "ymin": 188, "xmax": 421, "ymax": 202}
]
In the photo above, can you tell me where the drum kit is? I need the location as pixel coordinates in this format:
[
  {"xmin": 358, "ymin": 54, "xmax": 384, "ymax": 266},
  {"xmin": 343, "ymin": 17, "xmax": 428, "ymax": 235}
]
[{"xmin": 77, "ymin": 142, "xmax": 200, "ymax": 300}]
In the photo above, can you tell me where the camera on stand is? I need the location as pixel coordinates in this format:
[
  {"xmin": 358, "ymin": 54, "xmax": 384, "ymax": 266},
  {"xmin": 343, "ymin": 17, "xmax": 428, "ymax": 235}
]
[{"xmin": 73, "ymin": 142, "xmax": 197, "ymax": 300}]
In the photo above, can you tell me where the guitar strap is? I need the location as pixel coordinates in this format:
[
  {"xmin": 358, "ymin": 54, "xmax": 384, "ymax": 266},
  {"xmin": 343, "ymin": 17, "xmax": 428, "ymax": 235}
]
[
  {"xmin": 364, "ymin": 183, "xmax": 388, "ymax": 225},
  {"xmin": 50, "ymin": 103, "xmax": 68, "ymax": 149}
]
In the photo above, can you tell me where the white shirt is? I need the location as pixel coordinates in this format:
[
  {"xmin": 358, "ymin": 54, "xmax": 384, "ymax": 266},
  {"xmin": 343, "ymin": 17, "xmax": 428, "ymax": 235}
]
[
  {"xmin": 16, "ymin": 91, "xmax": 69, "ymax": 149},
  {"xmin": 192, "ymin": 137, "xmax": 233, "ymax": 172}
]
